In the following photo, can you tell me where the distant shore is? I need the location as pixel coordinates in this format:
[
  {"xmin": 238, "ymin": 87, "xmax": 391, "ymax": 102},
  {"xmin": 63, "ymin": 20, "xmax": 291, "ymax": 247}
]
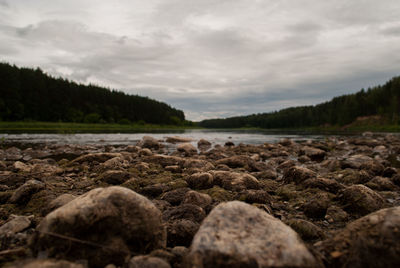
[
  {"xmin": 1, "ymin": 121, "xmax": 400, "ymax": 134},
  {"xmin": 0, "ymin": 121, "xmax": 200, "ymax": 134}
]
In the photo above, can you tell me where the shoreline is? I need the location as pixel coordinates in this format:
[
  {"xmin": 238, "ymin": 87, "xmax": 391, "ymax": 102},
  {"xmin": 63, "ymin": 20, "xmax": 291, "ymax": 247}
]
[{"xmin": 1, "ymin": 133, "xmax": 400, "ymax": 267}]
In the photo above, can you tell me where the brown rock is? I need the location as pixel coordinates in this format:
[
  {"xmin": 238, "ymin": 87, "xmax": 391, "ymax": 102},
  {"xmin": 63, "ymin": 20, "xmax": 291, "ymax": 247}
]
[
  {"xmin": 318, "ymin": 206, "xmax": 400, "ymax": 268},
  {"xmin": 338, "ymin": 185, "xmax": 385, "ymax": 216},
  {"xmin": 32, "ymin": 186, "xmax": 166, "ymax": 268},
  {"xmin": 129, "ymin": 255, "xmax": 171, "ymax": 268},
  {"xmin": 283, "ymin": 166, "xmax": 316, "ymax": 184},
  {"xmin": 186, "ymin": 172, "xmax": 214, "ymax": 190},
  {"xmin": 9, "ymin": 180, "xmax": 45, "ymax": 205}
]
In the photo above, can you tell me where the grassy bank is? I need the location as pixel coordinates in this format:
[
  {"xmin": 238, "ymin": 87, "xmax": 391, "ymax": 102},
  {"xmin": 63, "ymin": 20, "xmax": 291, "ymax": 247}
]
[{"xmin": 0, "ymin": 121, "xmax": 200, "ymax": 133}]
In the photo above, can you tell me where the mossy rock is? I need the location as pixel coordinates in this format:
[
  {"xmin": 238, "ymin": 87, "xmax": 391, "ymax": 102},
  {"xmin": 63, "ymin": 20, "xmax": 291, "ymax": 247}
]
[
  {"xmin": 167, "ymin": 179, "xmax": 188, "ymax": 190},
  {"xmin": 121, "ymin": 178, "xmax": 141, "ymax": 192},
  {"xmin": 201, "ymin": 186, "xmax": 234, "ymax": 202}
]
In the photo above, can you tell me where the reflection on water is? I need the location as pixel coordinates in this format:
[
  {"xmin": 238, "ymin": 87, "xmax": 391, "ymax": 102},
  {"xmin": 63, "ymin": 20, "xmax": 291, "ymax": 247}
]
[{"xmin": 0, "ymin": 129, "xmax": 326, "ymax": 146}]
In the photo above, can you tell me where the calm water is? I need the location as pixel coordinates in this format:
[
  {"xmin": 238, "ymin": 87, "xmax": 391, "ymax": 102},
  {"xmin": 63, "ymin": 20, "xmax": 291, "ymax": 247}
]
[{"xmin": 0, "ymin": 129, "xmax": 327, "ymax": 147}]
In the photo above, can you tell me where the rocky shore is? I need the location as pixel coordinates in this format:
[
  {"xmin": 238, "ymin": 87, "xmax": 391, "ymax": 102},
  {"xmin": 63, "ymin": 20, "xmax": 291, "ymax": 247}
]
[{"xmin": 1, "ymin": 133, "xmax": 400, "ymax": 267}]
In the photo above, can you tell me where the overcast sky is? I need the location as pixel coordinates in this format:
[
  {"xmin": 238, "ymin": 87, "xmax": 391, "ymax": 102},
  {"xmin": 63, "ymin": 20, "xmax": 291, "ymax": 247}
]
[{"xmin": 1, "ymin": 0, "xmax": 400, "ymax": 121}]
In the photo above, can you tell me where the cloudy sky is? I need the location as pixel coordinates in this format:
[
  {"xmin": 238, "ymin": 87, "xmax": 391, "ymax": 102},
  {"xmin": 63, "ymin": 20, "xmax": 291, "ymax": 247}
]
[{"xmin": 1, "ymin": 0, "xmax": 400, "ymax": 121}]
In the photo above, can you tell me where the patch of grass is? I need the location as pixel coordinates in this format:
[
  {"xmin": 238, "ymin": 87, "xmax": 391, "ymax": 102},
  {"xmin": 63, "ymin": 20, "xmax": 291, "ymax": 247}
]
[{"xmin": 0, "ymin": 121, "xmax": 201, "ymax": 133}]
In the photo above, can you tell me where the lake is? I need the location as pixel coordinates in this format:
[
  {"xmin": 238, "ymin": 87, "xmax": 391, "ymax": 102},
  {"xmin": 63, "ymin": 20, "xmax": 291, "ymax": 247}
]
[{"xmin": 0, "ymin": 129, "xmax": 331, "ymax": 147}]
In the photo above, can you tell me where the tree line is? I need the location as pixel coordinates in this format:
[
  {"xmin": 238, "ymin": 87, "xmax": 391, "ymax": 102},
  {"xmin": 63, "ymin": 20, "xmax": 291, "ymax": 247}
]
[
  {"xmin": 0, "ymin": 62, "xmax": 186, "ymax": 125},
  {"xmin": 199, "ymin": 76, "xmax": 400, "ymax": 128}
]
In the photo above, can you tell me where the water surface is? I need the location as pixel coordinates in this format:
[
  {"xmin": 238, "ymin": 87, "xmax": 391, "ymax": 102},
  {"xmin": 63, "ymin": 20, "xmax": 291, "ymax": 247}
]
[{"xmin": 0, "ymin": 129, "xmax": 327, "ymax": 147}]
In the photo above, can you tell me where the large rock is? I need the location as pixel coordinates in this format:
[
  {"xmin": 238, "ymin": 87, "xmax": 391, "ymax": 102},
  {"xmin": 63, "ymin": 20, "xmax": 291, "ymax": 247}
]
[
  {"xmin": 318, "ymin": 206, "xmax": 400, "ymax": 268},
  {"xmin": 32, "ymin": 186, "xmax": 166, "ymax": 268},
  {"xmin": 338, "ymin": 184, "xmax": 385, "ymax": 216},
  {"xmin": 70, "ymin": 153, "xmax": 122, "ymax": 164},
  {"xmin": 185, "ymin": 201, "xmax": 317, "ymax": 267}
]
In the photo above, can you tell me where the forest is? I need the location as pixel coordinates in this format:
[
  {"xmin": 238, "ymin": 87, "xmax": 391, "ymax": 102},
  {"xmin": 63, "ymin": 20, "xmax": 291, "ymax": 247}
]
[
  {"xmin": 0, "ymin": 62, "xmax": 185, "ymax": 125},
  {"xmin": 199, "ymin": 76, "xmax": 400, "ymax": 129}
]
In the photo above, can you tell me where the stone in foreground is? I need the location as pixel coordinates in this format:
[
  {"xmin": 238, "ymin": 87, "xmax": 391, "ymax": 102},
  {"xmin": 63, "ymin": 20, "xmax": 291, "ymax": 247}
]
[
  {"xmin": 32, "ymin": 186, "xmax": 166, "ymax": 268},
  {"xmin": 318, "ymin": 206, "xmax": 400, "ymax": 268},
  {"xmin": 185, "ymin": 201, "xmax": 317, "ymax": 267}
]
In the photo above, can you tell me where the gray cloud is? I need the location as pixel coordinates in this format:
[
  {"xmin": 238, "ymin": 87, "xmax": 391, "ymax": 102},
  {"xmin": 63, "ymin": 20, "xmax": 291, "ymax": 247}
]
[{"xmin": 1, "ymin": 0, "xmax": 400, "ymax": 121}]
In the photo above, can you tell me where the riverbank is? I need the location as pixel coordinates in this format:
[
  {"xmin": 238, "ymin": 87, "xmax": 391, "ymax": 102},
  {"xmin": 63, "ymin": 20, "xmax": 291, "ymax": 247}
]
[
  {"xmin": 0, "ymin": 121, "xmax": 199, "ymax": 134},
  {"xmin": 1, "ymin": 134, "xmax": 400, "ymax": 267}
]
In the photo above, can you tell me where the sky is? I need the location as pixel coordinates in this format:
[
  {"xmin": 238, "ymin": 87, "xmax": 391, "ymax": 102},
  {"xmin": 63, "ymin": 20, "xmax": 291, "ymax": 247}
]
[{"xmin": 1, "ymin": 0, "xmax": 400, "ymax": 121}]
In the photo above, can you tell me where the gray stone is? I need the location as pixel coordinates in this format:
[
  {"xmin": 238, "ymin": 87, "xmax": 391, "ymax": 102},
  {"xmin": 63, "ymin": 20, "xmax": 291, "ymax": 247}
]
[{"xmin": 185, "ymin": 201, "xmax": 317, "ymax": 267}]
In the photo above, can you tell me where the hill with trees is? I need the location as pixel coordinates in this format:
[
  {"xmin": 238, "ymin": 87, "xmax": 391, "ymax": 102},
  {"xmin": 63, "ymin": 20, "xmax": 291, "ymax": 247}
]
[
  {"xmin": 199, "ymin": 76, "xmax": 400, "ymax": 129},
  {"xmin": 0, "ymin": 62, "xmax": 185, "ymax": 125}
]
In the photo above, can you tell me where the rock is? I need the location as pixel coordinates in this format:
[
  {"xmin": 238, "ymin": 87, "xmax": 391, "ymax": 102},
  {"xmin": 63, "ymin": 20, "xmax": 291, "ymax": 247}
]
[
  {"xmin": 286, "ymin": 219, "xmax": 325, "ymax": 241},
  {"xmin": 42, "ymin": 194, "xmax": 76, "ymax": 216},
  {"xmin": 182, "ymin": 190, "xmax": 212, "ymax": 210},
  {"xmin": 203, "ymin": 186, "xmax": 234, "ymax": 202},
  {"xmin": 0, "ymin": 215, "xmax": 31, "ymax": 234},
  {"xmin": 70, "ymin": 153, "xmax": 121, "ymax": 164},
  {"xmin": 165, "ymin": 165, "xmax": 181, "ymax": 173},
  {"xmin": 197, "ymin": 139, "xmax": 212, "ymax": 150},
  {"xmin": 338, "ymin": 185, "xmax": 385, "ymax": 216},
  {"xmin": 252, "ymin": 170, "xmax": 278, "ymax": 180},
  {"xmin": 165, "ymin": 136, "xmax": 193, "ymax": 144},
  {"xmin": 303, "ymin": 193, "xmax": 330, "ymax": 219},
  {"xmin": 32, "ymin": 186, "xmax": 166, "ymax": 268},
  {"xmin": 0, "ymin": 160, "xmax": 7, "ymax": 171},
  {"xmin": 212, "ymin": 171, "xmax": 261, "ymax": 191},
  {"xmin": 325, "ymin": 205, "xmax": 348, "ymax": 223},
  {"xmin": 283, "ymin": 166, "xmax": 316, "ymax": 184},
  {"xmin": 139, "ymin": 148, "xmax": 153, "ymax": 156},
  {"xmin": 360, "ymin": 161, "xmax": 384, "ymax": 176},
  {"xmin": 129, "ymin": 255, "xmax": 171, "ymax": 268},
  {"xmin": 99, "ymin": 170, "xmax": 131, "ymax": 185},
  {"xmin": 138, "ymin": 136, "xmax": 161, "ymax": 149},
  {"xmin": 383, "ymin": 167, "xmax": 397, "ymax": 178},
  {"xmin": 241, "ymin": 189, "xmax": 271, "ymax": 204},
  {"xmin": 299, "ymin": 146, "xmax": 326, "ymax": 161},
  {"xmin": 9, "ymin": 180, "xmax": 45, "ymax": 205},
  {"xmin": 13, "ymin": 161, "xmax": 31, "ymax": 173},
  {"xmin": 334, "ymin": 169, "xmax": 372, "ymax": 185},
  {"xmin": 183, "ymin": 159, "xmax": 214, "ymax": 171},
  {"xmin": 161, "ymin": 188, "xmax": 191, "ymax": 206},
  {"xmin": 186, "ymin": 172, "xmax": 214, "ymax": 190},
  {"xmin": 318, "ymin": 206, "xmax": 400, "ymax": 268},
  {"xmin": 365, "ymin": 176, "xmax": 398, "ymax": 191},
  {"xmin": 303, "ymin": 177, "xmax": 344, "ymax": 193},
  {"xmin": 185, "ymin": 201, "xmax": 317, "ymax": 267},
  {"xmin": 139, "ymin": 184, "xmax": 166, "ymax": 198},
  {"xmin": 224, "ymin": 141, "xmax": 234, "ymax": 147},
  {"xmin": 6, "ymin": 259, "xmax": 86, "ymax": 268},
  {"xmin": 341, "ymin": 154, "xmax": 373, "ymax": 169},
  {"xmin": 276, "ymin": 159, "xmax": 297, "ymax": 172},
  {"xmin": 177, "ymin": 143, "xmax": 197, "ymax": 156},
  {"xmin": 0, "ymin": 191, "xmax": 12, "ymax": 204},
  {"xmin": 145, "ymin": 154, "xmax": 183, "ymax": 167},
  {"xmin": 163, "ymin": 204, "xmax": 206, "ymax": 224},
  {"xmin": 166, "ymin": 219, "xmax": 199, "ymax": 248}
]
